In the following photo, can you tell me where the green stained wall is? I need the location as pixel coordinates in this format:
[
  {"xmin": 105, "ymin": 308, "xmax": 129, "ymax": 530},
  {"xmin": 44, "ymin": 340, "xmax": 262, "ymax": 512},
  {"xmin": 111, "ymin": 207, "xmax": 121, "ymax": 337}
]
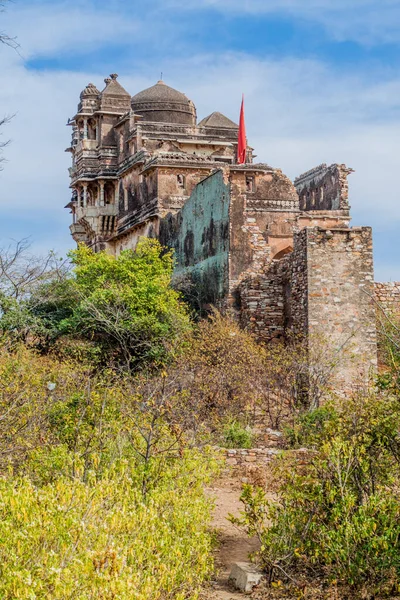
[{"xmin": 159, "ymin": 170, "xmax": 230, "ymax": 306}]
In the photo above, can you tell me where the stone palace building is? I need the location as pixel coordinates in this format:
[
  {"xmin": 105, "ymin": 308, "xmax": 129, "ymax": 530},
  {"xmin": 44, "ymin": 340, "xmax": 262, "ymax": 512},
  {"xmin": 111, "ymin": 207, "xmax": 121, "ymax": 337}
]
[{"xmin": 65, "ymin": 74, "xmax": 400, "ymax": 390}]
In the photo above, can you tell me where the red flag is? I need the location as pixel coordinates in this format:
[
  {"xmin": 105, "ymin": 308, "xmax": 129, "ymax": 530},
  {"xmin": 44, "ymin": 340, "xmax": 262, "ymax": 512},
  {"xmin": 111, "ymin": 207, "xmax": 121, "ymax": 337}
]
[{"xmin": 237, "ymin": 94, "xmax": 247, "ymax": 164}]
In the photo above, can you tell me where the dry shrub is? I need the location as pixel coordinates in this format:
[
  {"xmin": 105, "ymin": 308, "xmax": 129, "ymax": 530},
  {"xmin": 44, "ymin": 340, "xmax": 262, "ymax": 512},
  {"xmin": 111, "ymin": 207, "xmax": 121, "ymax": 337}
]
[{"xmin": 170, "ymin": 313, "xmax": 338, "ymax": 436}]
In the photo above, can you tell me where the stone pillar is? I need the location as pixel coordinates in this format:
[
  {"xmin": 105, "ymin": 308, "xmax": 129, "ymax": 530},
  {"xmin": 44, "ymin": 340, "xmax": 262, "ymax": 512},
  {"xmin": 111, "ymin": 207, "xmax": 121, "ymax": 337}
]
[
  {"xmin": 114, "ymin": 182, "xmax": 118, "ymax": 205},
  {"xmin": 136, "ymin": 125, "xmax": 142, "ymax": 150},
  {"xmin": 99, "ymin": 181, "xmax": 105, "ymax": 207},
  {"xmin": 83, "ymin": 118, "xmax": 88, "ymax": 140},
  {"xmin": 83, "ymin": 183, "xmax": 88, "ymax": 208}
]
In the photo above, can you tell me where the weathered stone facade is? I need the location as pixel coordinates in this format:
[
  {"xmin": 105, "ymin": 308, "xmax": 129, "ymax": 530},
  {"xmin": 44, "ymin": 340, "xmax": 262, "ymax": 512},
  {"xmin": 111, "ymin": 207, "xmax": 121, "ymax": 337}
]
[{"xmin": 66, "ymin": 74, "xmax": 399, "ymax": 392}]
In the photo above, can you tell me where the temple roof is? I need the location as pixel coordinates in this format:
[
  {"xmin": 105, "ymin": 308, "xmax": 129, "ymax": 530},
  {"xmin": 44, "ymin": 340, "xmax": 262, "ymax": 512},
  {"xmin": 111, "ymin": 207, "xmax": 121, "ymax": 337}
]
[
  {"xmin": 198, "ymin": 111, "xmax": 238, "ymax": 129},
  {"xmin": 101, "ymin": 74, "xmax": 130, "ymax": 97}
]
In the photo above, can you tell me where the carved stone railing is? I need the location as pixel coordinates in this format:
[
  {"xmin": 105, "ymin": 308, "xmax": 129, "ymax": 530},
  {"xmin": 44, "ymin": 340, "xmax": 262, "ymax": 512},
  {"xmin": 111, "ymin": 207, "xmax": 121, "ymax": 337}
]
[{"xmin": 246, "ymin": 198, "xmax": 299, "ymax": 211}]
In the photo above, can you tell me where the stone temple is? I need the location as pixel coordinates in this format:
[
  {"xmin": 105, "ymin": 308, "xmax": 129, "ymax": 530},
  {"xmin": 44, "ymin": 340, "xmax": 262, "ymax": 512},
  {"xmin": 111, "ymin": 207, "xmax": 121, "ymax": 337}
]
[{"xmin": 66, "ymin": 74, "xmax": 399, "ymax": 390}]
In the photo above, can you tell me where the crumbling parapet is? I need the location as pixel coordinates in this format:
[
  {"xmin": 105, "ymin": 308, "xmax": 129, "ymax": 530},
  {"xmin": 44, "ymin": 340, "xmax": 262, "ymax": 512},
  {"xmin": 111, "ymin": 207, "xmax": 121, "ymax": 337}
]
[{"xmin": 295, "ymin": 163, "xmax": 353, "ymax": 212}]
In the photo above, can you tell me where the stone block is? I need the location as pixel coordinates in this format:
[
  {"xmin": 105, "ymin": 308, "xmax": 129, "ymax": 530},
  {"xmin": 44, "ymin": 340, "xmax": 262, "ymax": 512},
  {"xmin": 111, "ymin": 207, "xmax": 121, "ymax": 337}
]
[{"xmin": 229, "ymin": 562, "xmax": 264, "ymax": 592}]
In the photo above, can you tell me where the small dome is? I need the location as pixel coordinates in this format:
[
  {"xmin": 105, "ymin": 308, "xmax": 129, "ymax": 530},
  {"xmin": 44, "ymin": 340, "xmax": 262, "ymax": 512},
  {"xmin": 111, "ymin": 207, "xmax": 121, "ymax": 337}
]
[
  {"xmin": 80, "ymin": 83, "xmax": 100, "ymax": 100},
  {"xmin": 198, "ymin": 111, "xmax": 238, "ymax": 129},
  {"xmin": 131, "ymin": 80, "xmax": 196, "ymax": 125}
]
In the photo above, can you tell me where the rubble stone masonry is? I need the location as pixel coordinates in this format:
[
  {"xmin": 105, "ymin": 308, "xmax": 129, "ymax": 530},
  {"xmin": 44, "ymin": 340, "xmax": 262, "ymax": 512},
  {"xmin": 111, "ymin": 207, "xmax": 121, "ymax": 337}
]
[
  {"xmin": 375, "ymin": 282, "xmax": 400, "ymax": 317},
  {"xmin": 306, "ymin": 227, "xmax": 377, "ymax": 388}
]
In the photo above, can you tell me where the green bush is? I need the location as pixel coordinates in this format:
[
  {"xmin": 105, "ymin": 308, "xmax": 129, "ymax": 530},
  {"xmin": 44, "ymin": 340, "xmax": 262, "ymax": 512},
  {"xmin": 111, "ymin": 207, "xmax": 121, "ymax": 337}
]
[
  {"xmin": 232, "ymin": 392, "xmax": 400, "ymax": 598},
  {"xmin": 283, "ymin": 404, "xmax": 338, "ymax": 448},
  {"xmin": 223, "ymin": 420, "xmax": 253, "ymax": 449}
]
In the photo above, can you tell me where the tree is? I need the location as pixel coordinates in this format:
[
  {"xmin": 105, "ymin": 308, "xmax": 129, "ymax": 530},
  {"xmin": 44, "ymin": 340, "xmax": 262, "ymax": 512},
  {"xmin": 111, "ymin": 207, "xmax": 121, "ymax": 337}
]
[
  {"xmin": 0, "ymin": 239, "xmax": 191, "ymax": 370},
  {"xmin": 62, "ymin": 239, "xmax": 191, "ymax": 370},
  {"xmin": 0, "ymin": 116, "xmax": 11, "ymax": 171},
  {"xmin": 0, "ymin": 240, "xmax": 71, "ymax": 348},
  {"xmin": 0, "ymin": 239, "xmax": 68, "ymax": 302}
]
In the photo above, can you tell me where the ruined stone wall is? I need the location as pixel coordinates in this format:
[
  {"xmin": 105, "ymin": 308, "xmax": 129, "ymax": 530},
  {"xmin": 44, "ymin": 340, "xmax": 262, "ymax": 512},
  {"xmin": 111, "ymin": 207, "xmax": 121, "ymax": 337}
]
[
  {"xmin": 228, "ymin": 168, "xmax": 300, "ymax": 306},
  {"xmin": 238, "ymin": 226, "xmax": 377, "ymax": 391},
  {"xmin": 305, "ymin": 227, "xmax": 377, "ymax": 388},
  {"xmin": 285, "ymin": 229, "xmax": 308, "ymax": 338},
  {"xmin": 375, "ymin": 282, "xmax": 400, "ymax": 317},
  {"xmin": 159, "ymin": 170, "xmax": 230, "ymax": 305},
  {"xmin": 239, "ymin": 261, "xmax": 286, "ymax": 342},
  {"xmin": 295, "ymin": 163, "xmax": 352, "ymax": 212},
  {"xmin": 238, "ymin": 229, "xmax": 308, "ymax": 343},
  {"xmin": 157, "ymin": 167, "xmax": 211, "ymax": 215}
]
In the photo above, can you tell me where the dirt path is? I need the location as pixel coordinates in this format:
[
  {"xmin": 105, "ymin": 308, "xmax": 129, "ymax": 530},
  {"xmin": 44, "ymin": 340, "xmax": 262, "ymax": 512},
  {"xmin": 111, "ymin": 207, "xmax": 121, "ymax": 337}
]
[{"xmin": 203, "ymin": 476, "xmax": 261, "ymax": 599}]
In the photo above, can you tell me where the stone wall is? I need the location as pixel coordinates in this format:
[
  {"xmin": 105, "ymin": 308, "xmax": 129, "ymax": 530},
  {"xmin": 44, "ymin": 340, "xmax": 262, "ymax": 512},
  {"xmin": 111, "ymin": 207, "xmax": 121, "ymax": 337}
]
[
  {"xmin": 375, "ymin": 282, "xmax": 400, "ymax": 316},
  {"xmin": 305, "ymin": 227, "xmax": 377, "ymax": 388},
  {"xmin": 285, "ymin": 228, "xmax": 308, "ymax": 338},
  {"xmin": 239, "ymin": 261, "xmax": 286, "ymax": 342},
  {"xmin": 238, "ymin": 226, "xmax": 377, "ymax": 391},
  {"xmin": 237, "ymin": 228, "xmax": 308, "ymax": 343},
  {"xmin": 222, "ymin": 447, "xmax": 311, "ymax": 470},
  {"xmin": 223, "ymin": 447, "xmax": 280, "ymax": 468}
]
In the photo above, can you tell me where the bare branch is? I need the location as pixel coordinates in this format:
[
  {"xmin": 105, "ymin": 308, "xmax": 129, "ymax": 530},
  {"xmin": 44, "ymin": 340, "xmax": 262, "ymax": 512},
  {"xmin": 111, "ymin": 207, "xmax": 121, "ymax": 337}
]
[
  {"xmin": 0, "ymin": 115, "xmax": 13, "ymax": 171},
  {"xmin": 0, "ymin": 239, "xmax": 71, "ymax": 305},
  {"xmin": 0, "ymin": 1, "xmax": 19, "ymax": 50}
]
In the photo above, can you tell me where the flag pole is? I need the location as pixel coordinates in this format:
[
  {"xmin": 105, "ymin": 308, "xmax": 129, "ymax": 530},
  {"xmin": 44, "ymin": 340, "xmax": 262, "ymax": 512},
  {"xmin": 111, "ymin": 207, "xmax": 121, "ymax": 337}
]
[{"xmin": 237, "ymin": 94, "xmax": 247, "ymax": 165}]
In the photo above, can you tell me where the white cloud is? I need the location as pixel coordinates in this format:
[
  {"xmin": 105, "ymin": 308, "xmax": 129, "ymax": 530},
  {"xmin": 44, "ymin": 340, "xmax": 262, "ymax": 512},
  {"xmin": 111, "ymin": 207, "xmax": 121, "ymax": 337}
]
[
  {"xmin": 1, "ymin": 1, "xmax": 141, "ymax": 59},
  {"xmin": 166, "ymin": 0, "xmax": 400, "ymax": 44}
]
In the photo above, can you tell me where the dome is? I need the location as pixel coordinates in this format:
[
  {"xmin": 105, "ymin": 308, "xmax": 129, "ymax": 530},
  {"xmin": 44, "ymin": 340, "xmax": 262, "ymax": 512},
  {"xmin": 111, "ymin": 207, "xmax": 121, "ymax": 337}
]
[
  {"xmin": 80, "ymin": 83, "xmax": 100, "ymax": 100},
  {"xmin": 131, "ymin": 80, "xmax": 196, "ymax": 125}
]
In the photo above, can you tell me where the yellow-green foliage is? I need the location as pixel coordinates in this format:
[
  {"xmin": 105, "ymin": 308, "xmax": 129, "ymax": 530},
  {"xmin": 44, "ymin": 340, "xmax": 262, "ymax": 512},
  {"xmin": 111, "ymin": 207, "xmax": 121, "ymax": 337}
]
[
  {"xmin": 0, "ymin": 455, "xmax": 214, "ymax": 600},
  {"xmin": 0, "ymin": 346, "xmax": 217, "ymax": 599}
]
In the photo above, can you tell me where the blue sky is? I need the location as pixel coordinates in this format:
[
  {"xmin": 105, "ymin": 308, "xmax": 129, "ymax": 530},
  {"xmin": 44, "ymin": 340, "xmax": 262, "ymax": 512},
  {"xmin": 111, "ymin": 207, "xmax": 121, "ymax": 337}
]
[{"xmin": 1, "ymin": 0, "xmax": 400, "ymax": 279}]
